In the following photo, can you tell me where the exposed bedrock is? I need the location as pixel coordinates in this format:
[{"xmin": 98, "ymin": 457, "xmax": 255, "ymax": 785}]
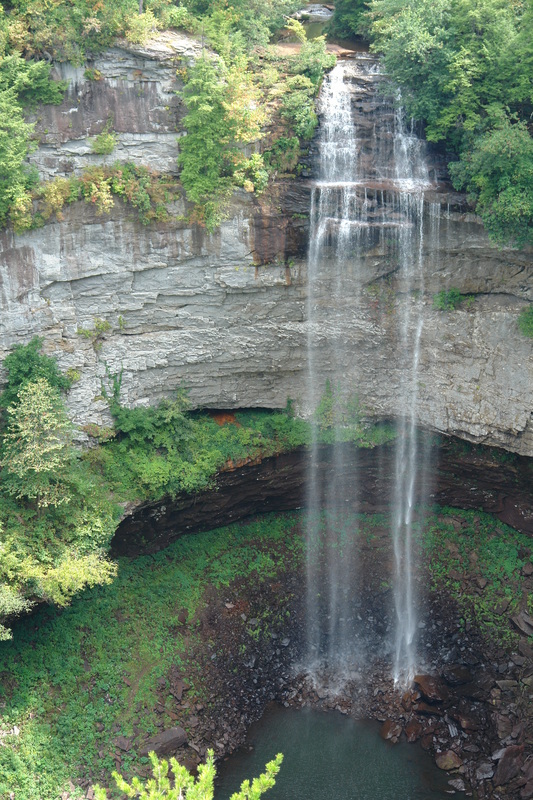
[
  {"xmin": 112, "ymin": 439, "xmax": 533, "ymax": 556},
  {"xmin": 0, "ymin": 40, "xmax": 531, "ymax": 454}
]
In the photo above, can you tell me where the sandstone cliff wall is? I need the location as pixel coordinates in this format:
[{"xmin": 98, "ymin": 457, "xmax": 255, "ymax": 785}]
[{"xmin": 0, "ymin": 38, "xmax": 531, "ymax": 455}]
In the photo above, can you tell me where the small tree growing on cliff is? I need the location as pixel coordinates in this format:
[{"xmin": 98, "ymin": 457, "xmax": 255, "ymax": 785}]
[
  {"xmin": 93, "ymin": 749, "xmax": 283, "ymax": 800},
  {"xmin": 0, "ymin": 377, "xmax": 74, "ymax": 509}
]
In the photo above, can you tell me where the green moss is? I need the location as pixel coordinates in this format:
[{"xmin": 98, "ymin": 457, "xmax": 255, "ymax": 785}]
[{"xmin": 518, "ymin": 306, "xmax": 533, "ymax": 338}]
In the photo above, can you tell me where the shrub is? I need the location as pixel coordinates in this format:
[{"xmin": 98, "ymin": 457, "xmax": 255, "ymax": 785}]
[
  {"xmin": 433, "ymin": 288, "xmax": 473, "ymax": 311},
  {"xmin": 91, "ymin": 122, "xmax": 117, "ymax": 156},
  {"xmin": 286, "ymin": 20, "xmax": 336, "ymax": 87},
  {"xmin": 0, "ymin": 336, "xmax": 70, "ymax": 410},
  {"xmin": 449, "ymin": 119, "xmax": 533, "ymax": 248},
  {"xmin": 281, "ymin": 75, "xmax": 318, "ymax": 140},
  {"xmin": 233, "ymin": 153, "xmax": 270, "ymax": 193},
  {"xmin": 264, "ymin": 136, "xmax": 300, "ymax": 173},
  {"xmin": 125, "ymin": 10, "xmax": 158, "ymax": 45},
  {"xmin": 93, "ymin": 749, "xmax": 282, "ymax": 800},
  {"xmin": 163, "ymin": 5, "xmax": 197, "ymax": 32}
]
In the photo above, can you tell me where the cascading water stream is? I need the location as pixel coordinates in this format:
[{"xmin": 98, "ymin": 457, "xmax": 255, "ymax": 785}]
[{"xmin": 305, "ymin": 57, "xmax": 436, "ymax": 687}]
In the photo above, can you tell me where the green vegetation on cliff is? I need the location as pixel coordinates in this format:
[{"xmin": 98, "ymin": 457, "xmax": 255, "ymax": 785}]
[
  {"xmin": 0, "ymin": 54, "xmax": 65, "ymax": 227},
  {"xmin": 176, "ymin": 17, "xmax": 334, "ymax": 229},
  {"xmin": 0, "ymin": 0, "xmax": 335, "ymax": 231},
  {"xmin": 361, "ymin": 0, "xmax": 533, "ymax": 247}
]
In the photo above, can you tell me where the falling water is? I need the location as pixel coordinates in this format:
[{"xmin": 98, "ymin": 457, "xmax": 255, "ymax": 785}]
[{"xmin": 305, "ymin": 57, "xmax": 436, "ymax": 685}]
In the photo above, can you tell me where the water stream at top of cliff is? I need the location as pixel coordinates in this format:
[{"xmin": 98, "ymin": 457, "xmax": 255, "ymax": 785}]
[{"xmin": 305, "ymin": 57, "xmax": 436, "ymax": 688}]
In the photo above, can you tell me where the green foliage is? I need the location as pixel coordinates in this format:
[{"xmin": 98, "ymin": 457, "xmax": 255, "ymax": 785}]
[
  {"xmin": 197, "ymin": 0, "xmax": 301, "ymax": 50},
  {"xmin": 328, "ymin": 0, "xmax": 368, "ymax": 38},
  {"xmin": 176, "ymin": 10, "xmax": 335, "ymax": 226},
  {"xmin": 91, "ymin": 122, "xmax": 117, "ymax": 156},
  {"xmin": 0, "ymin": 573, "xmax": 33, "ymax": 641},
  {"xmin": 0, "ymin": 513, "xmax": 300, "ymax": 797},
  {"xmin": 368, "ymin": 0, "xmax": 519, "ymax": 145},
  {"xmin": 518, "ymin": 306, "xmax": 533, "ymax": 338},
  {"xmin": 281, "ymin": 75, "xmax": 318, "ymax": 140},
  {"xmin": 433, "ymin": 287, "xmax": 474, "ymax": 311},
  {"xmin": 366, "ymin": 0, "xmax": 533, "ymax": 246},
  {"xmin": 313, "ymin": 380, "xmax": 397, "ymax": 447},
  {"xmin": 93, "ymin": 749, "xmax": 282, "ymax": 800},
  {"xmin": 20, "ymin": 162, "xmax": 179, "ymax": 230},
  {"xmin": 0, "ymin": 336, "xmax": 70, "ymax": 410},
  {"xmin": 125, "ymin": 10, "xmax": 158, "ymax": 44},
  {"xmin": 0, "ymin": 86, "xmax": 34, "ymax": 227},
  {"xmin": 264, "ymin": 136, "xmax": 300, "ymax": 174},
  {"xmin": 0, "ymin": 54, "xmax": 66, "ymax": 107},
  {"xmin": 233, "ymin": 153, "xmax": 270, "ymax": 194},
  {"xmin": 164, "ymin": 6, "xmax": 197, "ymax": 33},
  {"xmin": 86, "ymin": 400, "xmax": 311, "ymax": 502},
  {"xmin": 0, "ymin": 342, "xmax": 118, "ymax": 639},
  {"xmin": 0, "ymin": 53, "xmax": 66, "ymax": 227},
  {"xmin": 449, "ymin": 118, "xmax": 533, "ymax": 248},
  {"xmin": 0, "ymin": 0, "xmax": 178, "ymax": 63},
  {"xmin": 177, "ymin": 55, "xmax": 235, "ymax": 229},
  {"xmin": 0, "ymin": 378, "xmax": 74, "ymax": 508},
  {"xmin": 286, "ymin": 20, "xmax": 336, "ymax": 87},
  {"xmin": 177, "ymin": 52, "xmax": 269, "ymax": 229}
]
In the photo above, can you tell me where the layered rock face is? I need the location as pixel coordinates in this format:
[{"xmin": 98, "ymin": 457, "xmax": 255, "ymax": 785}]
[{"xmin": 0, "ymin": 41, "xmax": 531, "ymax": 454}]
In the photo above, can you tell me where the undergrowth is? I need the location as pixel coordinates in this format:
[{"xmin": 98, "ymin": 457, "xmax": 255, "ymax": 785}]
[
  {"xmin": 423, "ymin": 507, "xmax": 533, "ymax": 648},
  {"xmin": 12, "ymin": 163, "xmax": 179, "ymax": 232},
  {"xmin": 0, "ymin": 513, "xmax": 303, "ymax": 799}
]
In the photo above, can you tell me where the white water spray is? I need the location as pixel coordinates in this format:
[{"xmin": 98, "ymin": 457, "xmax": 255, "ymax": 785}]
[{"xmin": 305, "ymin": 58, "xmax": 437, "ymax": 687}]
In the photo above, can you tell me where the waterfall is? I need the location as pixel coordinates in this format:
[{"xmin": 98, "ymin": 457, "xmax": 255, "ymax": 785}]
[{"xmin": 305, "ymin": 57, "xmax": 435, "ymax": 686}]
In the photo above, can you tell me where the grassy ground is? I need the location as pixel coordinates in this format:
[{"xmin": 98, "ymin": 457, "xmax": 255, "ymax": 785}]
[
  {"xmin": 422, "ymin": 507, "xmax": 533, "ymax": 649},
  {"xmin": 0, "ymin": 513, "xmax": 304, "ymax": 799}
]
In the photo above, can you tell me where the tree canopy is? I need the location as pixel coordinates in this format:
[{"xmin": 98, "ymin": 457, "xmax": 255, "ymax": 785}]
[{"xmin": 365, "ymin": 0, "xmax": 533, "ymax": 246}]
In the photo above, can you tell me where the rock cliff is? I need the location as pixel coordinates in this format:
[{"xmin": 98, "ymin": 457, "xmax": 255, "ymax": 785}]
[{"xmin": 0, "ymin": 38, "xmax": 531, "ymax": 455}]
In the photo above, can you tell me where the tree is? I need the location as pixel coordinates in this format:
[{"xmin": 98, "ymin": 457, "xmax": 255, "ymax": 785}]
[
  {"xmin": 93, "ymin": 749, "xmax": 283, "ymax": 800},
  {"xmin": 449, "ymin": 118, "xmax": 533, "ymax": 248},
  {"xmin": 0, "ymin": 54, "xmax": 66, "ymax": 227},
  {"xmin": 0, "ymin": 377, "xmax": 74, "ymax": 508},
  {"xmin": 0, "ymin": 336, "xmax": 71, "ymax": 410},
  {"xmin": 328, "ymin": 0, "xmax": 368, "ymax": 38}
]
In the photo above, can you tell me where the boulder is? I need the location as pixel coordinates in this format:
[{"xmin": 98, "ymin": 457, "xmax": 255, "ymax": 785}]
[
  {"xmin": 140, "ymin": 726, "xmax": 187, "ymax": 756},
  {"xmin": 441, "ymin": 665, "xmax": 473, "ymax": 686},
  {"xmin": 405, "ymin": 720, "xmax": 424, "ymax": 743},
  {"xmin": 114, "ymin": 736, "xmax": 132, "ymax": 752},
  {"xmin": 521, "ymin": 781, "xmax": 533, "ymax": 800},
  {"xmin": 414, "ymin": 674, "xmax": 448, "ymax": 703},
  {"xmin": 476, "ymin": 763, "xmax": 494, "ymax": 781},
  {"xmin": 436, "ymin": 751, "xmax": 462, "ymax": 771},
  {"xmin": 449, "ymin": 711, "xmax": 480, "ymax": 732},
  {"xmin": 493, "ymin": 745, "xmax": 524, "ymax": 787},
  {"xmin": 380, "ymin": 720, "xmax": 403, "ymax": 742},
  {"xmin": 449, "ymin": 778, "xmax": 466, "ymax": 792}
]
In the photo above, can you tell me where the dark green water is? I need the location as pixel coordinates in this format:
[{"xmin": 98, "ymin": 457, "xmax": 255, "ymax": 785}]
[{"xmin": 216, "ymin": 707, "xmax": 452, "ymax": 800}]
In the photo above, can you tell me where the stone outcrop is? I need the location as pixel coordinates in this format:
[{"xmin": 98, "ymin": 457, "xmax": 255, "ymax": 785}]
[
  {"xmin": 112, "ymin": 439, "xmax": 533, "ymax": 556},
  {"xmin": 0, "ymin": 39, "xmax": 531, "ymax": 455}
]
